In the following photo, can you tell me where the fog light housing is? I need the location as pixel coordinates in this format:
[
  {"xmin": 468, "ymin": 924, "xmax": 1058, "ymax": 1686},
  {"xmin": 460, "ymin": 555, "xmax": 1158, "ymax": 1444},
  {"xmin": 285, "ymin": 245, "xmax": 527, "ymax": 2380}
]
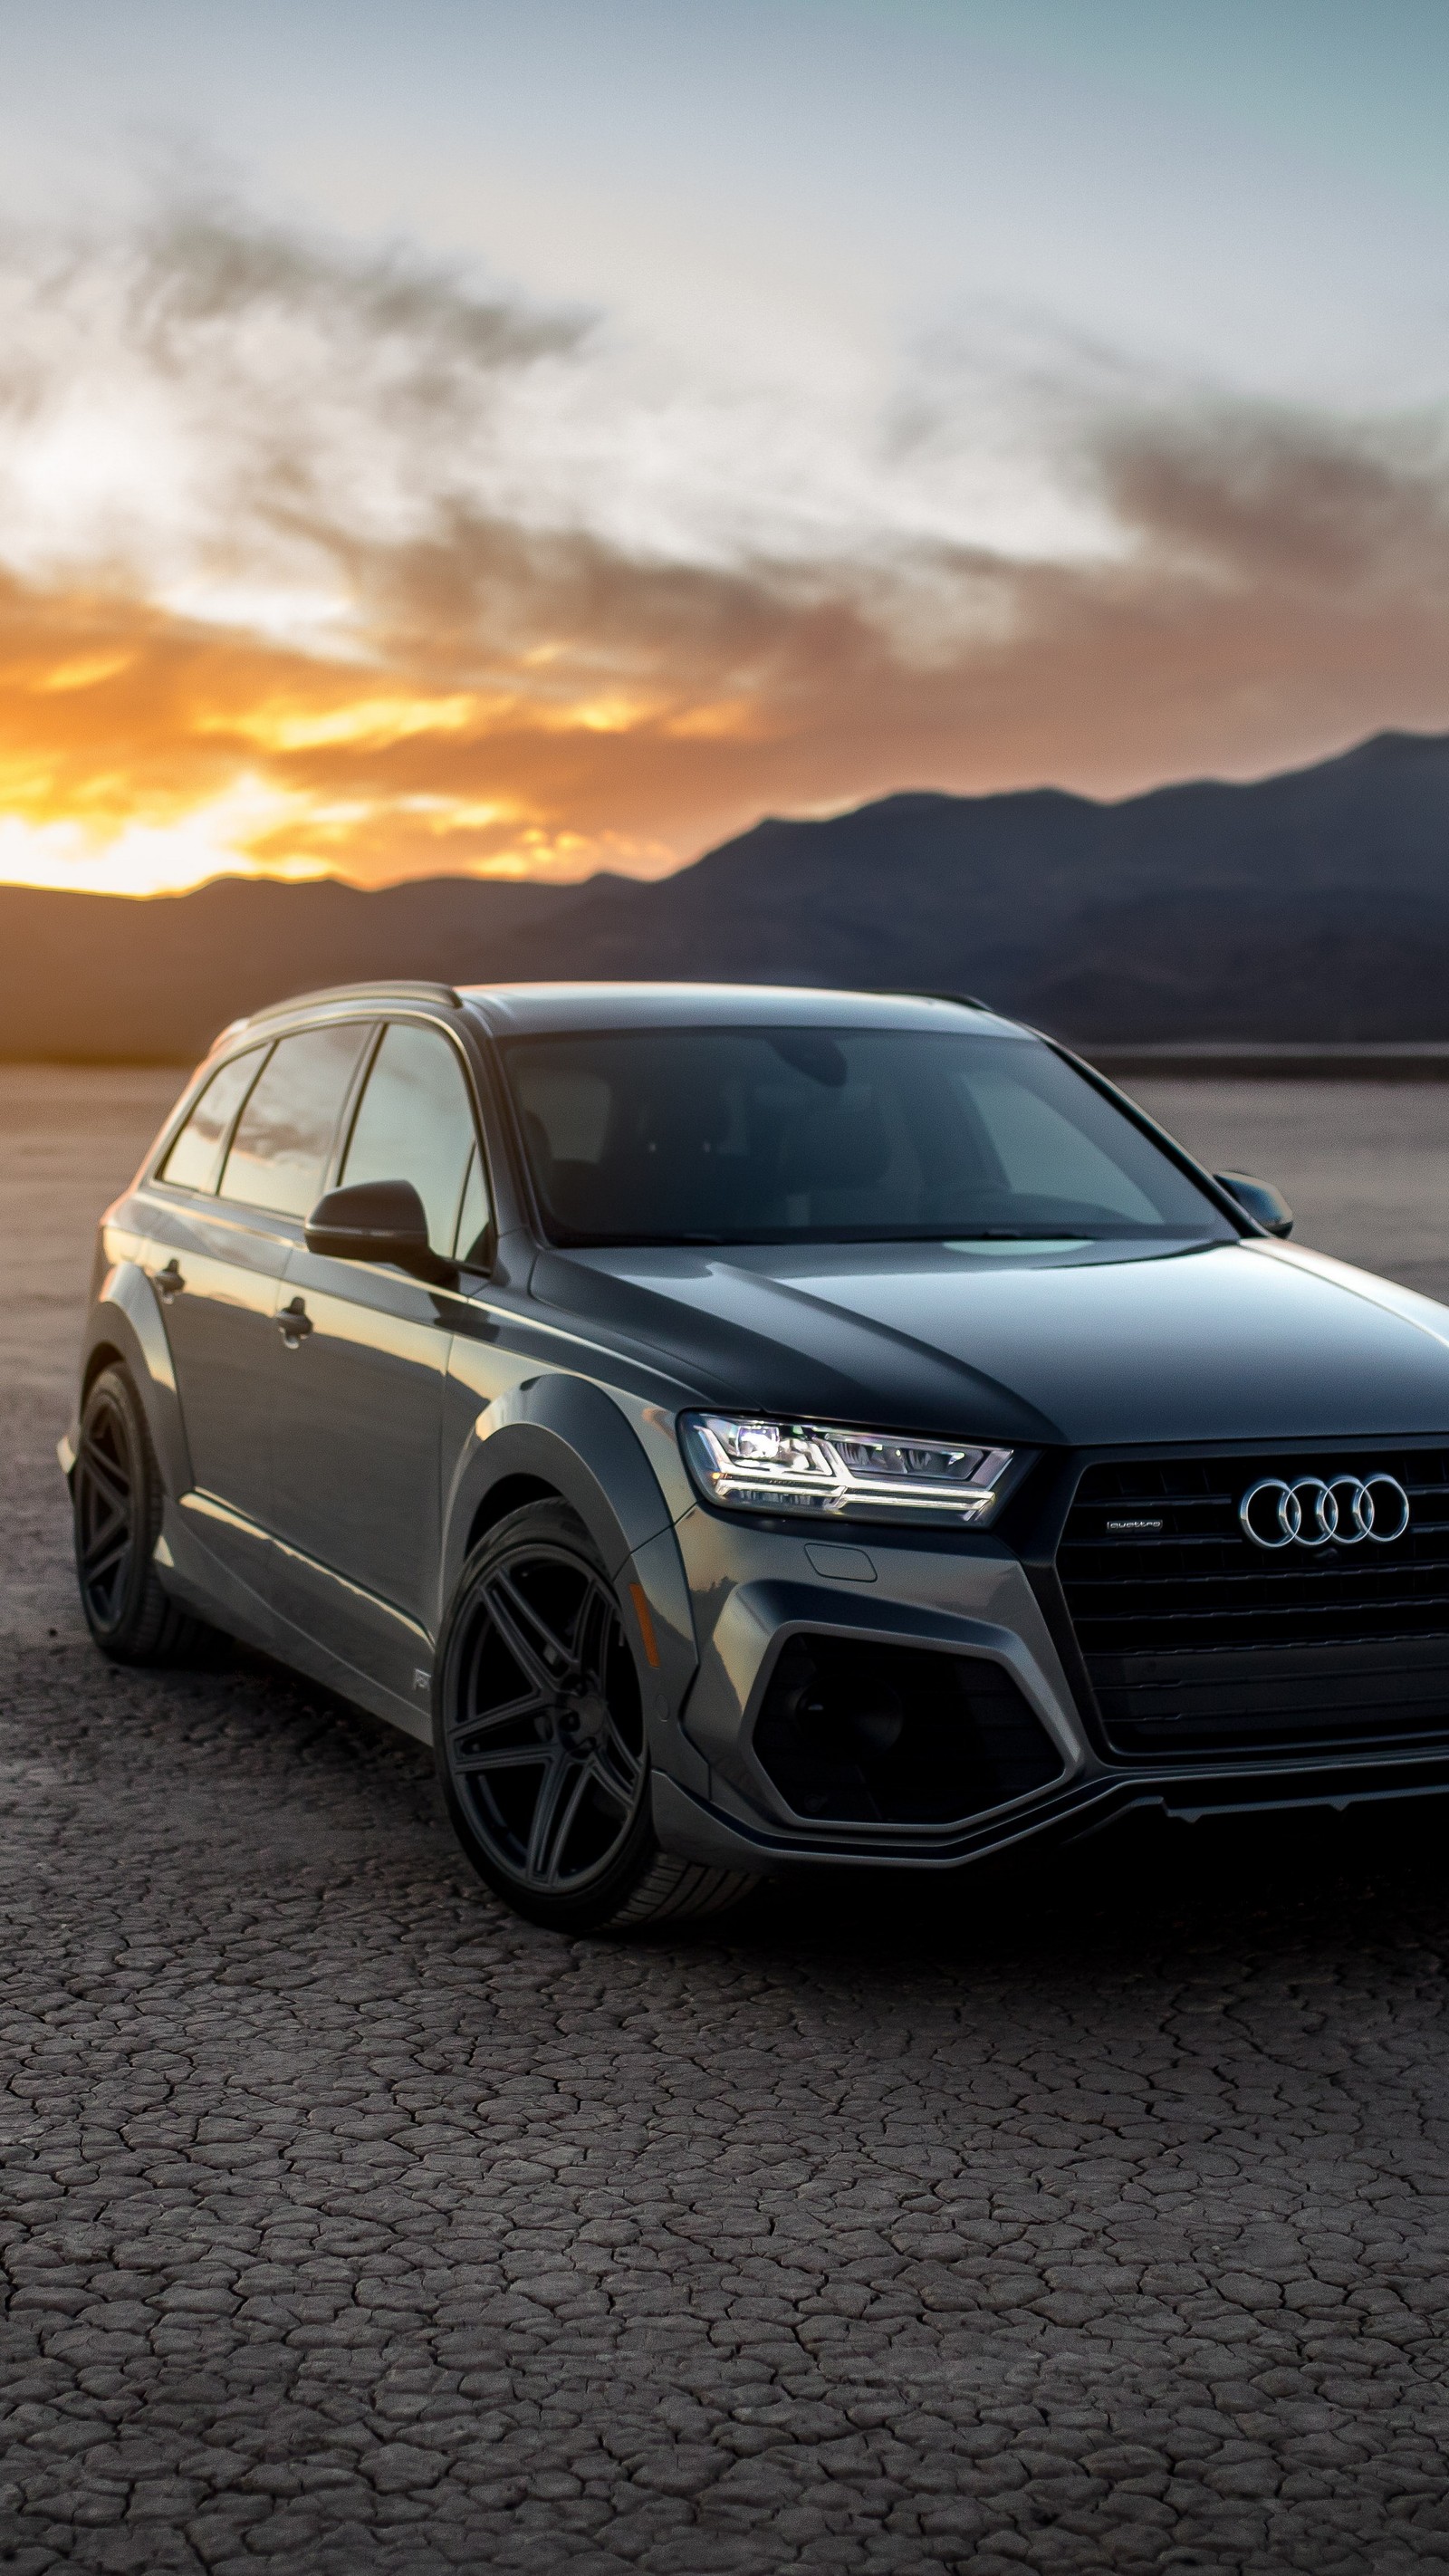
[{"xmin": 753, "ymin": 1635, "xmax": 1062, "ymax": 1825}]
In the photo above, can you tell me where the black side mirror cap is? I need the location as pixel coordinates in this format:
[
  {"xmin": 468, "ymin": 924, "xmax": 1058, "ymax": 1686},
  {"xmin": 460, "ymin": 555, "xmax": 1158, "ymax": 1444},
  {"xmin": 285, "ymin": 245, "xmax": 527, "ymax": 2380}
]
[
  {"xmin": 305, "ymin": 1178, "xmax": 459, "ymax": 1285},
  {"xmin": 1215, "ymin": 1171, "xmax": 1294, "ymax": 1238}
]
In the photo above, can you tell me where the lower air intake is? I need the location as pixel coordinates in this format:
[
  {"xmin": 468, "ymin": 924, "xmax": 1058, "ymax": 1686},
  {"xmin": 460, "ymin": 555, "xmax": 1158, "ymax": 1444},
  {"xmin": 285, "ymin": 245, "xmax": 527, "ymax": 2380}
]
[{"xmin": 753, "ymin": 1634, "xmax": 1062, "ymax": 1825}]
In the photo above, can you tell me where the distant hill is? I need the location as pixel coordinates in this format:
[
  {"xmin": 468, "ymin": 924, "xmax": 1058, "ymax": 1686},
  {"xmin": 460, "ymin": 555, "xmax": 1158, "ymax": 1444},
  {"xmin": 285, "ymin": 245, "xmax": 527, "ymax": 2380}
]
[{"xmin": 7, "ymin": 727, "xmax": 1449, "ymax": 1060}]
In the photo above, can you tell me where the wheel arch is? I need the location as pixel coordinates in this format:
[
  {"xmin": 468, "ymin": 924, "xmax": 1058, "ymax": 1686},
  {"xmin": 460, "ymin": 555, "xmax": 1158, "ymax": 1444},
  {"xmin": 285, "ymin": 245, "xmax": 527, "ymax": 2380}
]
[
  {"xmin": 82, "ymin": 1334, "xmax": 128, "ymax": 1401},
  {"xmin": 77, "ymin": 1261, "xmax": 193, "ymax": 1502},
  {"xmin": 463, "ymin": 1472, "xmax": 560, "ymax": 1560}
]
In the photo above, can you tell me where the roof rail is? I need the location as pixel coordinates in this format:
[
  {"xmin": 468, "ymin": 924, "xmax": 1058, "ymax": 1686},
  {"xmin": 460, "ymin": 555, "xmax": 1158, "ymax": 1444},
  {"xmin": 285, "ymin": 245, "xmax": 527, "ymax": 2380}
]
[
  {"xmin": 893, "ymin": 989, "xmax": 998, "ymax": 1014},
  {"xmin": 242, "ymin": 978, "xmax": 464, "ymax": 1025}
]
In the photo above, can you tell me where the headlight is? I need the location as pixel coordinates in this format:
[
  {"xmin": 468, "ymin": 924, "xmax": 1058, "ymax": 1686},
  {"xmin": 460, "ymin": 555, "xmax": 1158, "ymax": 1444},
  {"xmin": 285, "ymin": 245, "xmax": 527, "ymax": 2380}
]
[{"xmin": 680, "ymin": 1413, "xmax": 1015, "ymax": 1525}]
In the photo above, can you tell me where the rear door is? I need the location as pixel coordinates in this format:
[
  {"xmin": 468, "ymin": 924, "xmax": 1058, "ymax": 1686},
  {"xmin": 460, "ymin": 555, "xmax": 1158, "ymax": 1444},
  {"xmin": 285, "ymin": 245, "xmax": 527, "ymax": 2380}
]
[
  {"xmin": 270, "ymin": 1017, "xmax": 486, "ymax": 1703},
  {"xmin": 150, "ymin": 1023, "xmax": 370, "ymax": 1601}
]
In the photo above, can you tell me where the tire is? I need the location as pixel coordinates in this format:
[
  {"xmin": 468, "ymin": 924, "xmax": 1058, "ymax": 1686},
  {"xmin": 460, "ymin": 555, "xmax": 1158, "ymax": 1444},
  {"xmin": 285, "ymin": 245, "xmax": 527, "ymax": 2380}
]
[
  {"xmin": 72, "ymin": 1362, "xmax": 202, "ymax": 1665},
  {"xmin": 435, "ymin": 1499, "xmax": 756, "ymax": 1935}
]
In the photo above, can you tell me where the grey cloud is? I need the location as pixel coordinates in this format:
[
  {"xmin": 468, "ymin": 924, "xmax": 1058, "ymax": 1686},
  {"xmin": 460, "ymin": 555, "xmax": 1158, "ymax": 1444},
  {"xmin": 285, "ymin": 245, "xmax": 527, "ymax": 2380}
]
[
  {"xmin": 129, "ymin": 196, "xmax": 589, "ymax": 374},
  {"xmin": 1096, "ymin": 404, "xmax": 1449, "ymax": 591},
  {"xmin": 318, "ymin": 392, "xmax": 1449, "ymax": 699},
  {"xmin": 326, "ymin": 500, "xmax": 841, "ymax": 682},
  {"xmin": 0, "ymin": 187, "xmax": 592, "ymax": 475}
]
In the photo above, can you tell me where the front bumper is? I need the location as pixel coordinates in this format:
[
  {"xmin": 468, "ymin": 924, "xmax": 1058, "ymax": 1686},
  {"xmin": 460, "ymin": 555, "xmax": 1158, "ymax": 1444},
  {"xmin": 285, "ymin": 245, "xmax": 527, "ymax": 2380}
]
[
  {"xmin": 654, "ymin": 1745, "xmax": 1449, "ymax": 1876},
  {"xmin": 655, "ymin": 1502, "xmax": 1449, "ymax": 1876}
]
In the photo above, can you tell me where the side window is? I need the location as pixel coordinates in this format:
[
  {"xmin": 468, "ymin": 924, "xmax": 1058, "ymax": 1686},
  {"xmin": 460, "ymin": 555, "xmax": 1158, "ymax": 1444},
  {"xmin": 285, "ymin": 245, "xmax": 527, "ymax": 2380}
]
[
  {"xmin": 158, "ymin": 1047, "xmax": 265, "ymax": 1194},
  {"xmin": 341, "ymin": 1022, "xmax": 485, "ymax": 1257},
  {"xmin": 218, "ymin": 1024, "xmax": 369, "ymax": 1219}
]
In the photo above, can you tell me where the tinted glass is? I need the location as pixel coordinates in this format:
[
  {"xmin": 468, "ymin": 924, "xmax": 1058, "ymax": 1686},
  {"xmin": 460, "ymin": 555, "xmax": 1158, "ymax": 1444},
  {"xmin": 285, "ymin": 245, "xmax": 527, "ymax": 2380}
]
[
  {"xmin": 503, "ymin": 1027, "xmax": 1233, "ymax": 1246},
  {"xmin": 158, "ymin": 1047, "xmax": 264, "ymax": 1193},
  {"xmin": 341, "ymin": 1021, "xmax": 481, "ymax": 1254},
  {"xmin": 218, "ymin": 1024, "xmax": 368, "ymax": 1218}
]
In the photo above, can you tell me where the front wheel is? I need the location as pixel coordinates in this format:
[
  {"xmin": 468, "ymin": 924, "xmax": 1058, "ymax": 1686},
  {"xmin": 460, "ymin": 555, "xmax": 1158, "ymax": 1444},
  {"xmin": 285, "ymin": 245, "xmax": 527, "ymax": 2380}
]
[{"xmin": 436, "ymin": 1499, "xmax": 755, "ymax": 1934}]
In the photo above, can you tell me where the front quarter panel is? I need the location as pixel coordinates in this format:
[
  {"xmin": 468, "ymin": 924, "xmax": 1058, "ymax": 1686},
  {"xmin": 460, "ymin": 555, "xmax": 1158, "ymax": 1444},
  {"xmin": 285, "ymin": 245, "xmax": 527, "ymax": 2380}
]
[{"xmin": 439, "ymin": 1357, "xmax": 709, "ymax": 1793}]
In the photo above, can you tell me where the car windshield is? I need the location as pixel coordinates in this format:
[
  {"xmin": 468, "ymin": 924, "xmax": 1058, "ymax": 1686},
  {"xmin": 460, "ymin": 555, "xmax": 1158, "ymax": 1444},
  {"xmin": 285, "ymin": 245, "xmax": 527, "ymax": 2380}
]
[{"xmin": 500, "ymin": 1026, "xmax": 1234, "ymax": 1247}]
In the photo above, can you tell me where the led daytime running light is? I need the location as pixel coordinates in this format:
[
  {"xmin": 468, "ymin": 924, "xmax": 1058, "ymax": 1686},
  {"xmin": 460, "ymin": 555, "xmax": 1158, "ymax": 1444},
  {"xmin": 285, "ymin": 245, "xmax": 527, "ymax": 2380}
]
[{"xmin": 681, "ymin": 1414, "xmax": 1014, "ymax": 1524}]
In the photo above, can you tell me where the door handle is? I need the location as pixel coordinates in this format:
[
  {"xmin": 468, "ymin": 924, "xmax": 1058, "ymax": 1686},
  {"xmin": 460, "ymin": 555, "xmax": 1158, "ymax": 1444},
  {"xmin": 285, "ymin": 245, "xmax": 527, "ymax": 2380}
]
[
  {"xmin": 154, "ymin": 1258, "xmax": 186, "ymax": 1300},
  {"xmin": 277, "ymin": 1296, "xmax": 313, "ymax": 1346}
]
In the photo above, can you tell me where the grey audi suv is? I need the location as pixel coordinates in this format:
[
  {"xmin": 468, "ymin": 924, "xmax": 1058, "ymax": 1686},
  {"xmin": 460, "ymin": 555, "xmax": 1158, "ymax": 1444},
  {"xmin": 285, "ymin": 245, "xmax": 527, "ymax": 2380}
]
[{"xmin": 64, "ymin": 979, "xmax": 1449, "ymax": 1932}]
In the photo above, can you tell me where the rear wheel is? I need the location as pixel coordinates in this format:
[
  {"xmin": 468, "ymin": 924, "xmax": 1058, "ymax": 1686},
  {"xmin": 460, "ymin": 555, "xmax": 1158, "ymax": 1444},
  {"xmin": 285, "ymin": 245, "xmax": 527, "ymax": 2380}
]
[
  {"xmin": 436, "ymin": 1499, "xmax": 755, "ymax": 1934},
  {"xmin": 73, "ymin": 1363, "xmax": 200, "ymax": 1664}
]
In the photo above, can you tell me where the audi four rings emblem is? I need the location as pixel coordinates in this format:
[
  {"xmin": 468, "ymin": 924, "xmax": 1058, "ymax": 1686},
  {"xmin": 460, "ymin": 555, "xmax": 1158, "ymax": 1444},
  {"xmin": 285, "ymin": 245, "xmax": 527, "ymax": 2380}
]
[{"xmin": 1238, "ymin": 1473, "xmax": 1412, "ymax": 1551}]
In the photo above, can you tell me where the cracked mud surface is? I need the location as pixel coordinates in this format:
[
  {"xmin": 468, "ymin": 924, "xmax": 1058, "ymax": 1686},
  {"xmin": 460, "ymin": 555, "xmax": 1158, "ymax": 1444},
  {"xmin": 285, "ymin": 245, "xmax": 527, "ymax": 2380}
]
[{"xmin": 5, "ymin": 1066, "xmax": 1449, "ymax": 2574}]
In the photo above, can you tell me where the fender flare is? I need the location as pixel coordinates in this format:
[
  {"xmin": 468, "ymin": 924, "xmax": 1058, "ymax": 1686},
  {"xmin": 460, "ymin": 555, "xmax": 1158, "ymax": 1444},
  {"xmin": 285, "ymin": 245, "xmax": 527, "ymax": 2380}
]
[{"xmin": 76, "ymin": 1260, "xmax": 194, "ymax": 1502}]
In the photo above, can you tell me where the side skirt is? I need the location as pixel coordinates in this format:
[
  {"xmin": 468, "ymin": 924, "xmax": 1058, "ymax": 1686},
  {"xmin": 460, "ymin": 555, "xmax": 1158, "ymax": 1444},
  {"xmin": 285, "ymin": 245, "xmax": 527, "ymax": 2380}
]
[{"xmin": 161, "ymin": 1494, "xmax": 432, "ymax": 1745}]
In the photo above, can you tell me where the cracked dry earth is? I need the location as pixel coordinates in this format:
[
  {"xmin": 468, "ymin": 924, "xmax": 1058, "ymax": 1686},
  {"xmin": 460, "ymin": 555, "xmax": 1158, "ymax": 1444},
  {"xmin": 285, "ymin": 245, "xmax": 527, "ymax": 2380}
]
[{"xmin": 5, "ymin": 1067, "xmax": 1449, "ymax": 2576}]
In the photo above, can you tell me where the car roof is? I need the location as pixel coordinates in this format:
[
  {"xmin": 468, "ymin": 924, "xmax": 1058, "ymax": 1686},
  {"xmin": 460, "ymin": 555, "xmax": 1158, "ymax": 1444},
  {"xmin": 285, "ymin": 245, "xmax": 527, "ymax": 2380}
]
[
  {"xmin": 213, "ymin": 978, "xmax": 1034, "ymax": 1054},
  {"xmin": 457, "ymin": 982, "xmax": 1031, "ymax": 1039}
]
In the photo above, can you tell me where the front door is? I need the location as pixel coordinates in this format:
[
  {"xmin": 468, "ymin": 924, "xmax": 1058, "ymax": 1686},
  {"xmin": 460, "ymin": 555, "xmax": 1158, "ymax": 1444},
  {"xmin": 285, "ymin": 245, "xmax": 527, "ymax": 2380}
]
[{"xmin": 267, "ymin": 1018, "xmax": 485, "ymax": 1706}]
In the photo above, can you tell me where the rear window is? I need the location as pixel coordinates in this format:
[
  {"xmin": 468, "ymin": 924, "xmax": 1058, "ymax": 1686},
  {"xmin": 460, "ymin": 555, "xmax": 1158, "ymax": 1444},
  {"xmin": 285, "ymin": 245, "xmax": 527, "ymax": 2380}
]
[
  {"xmin": 502, "ymin": 1025, "xmax": 1231, "ymax": 1247},
  {"xmin": 158, "ymin": 1047, "xmax": 266, "ymax": 1194},
  {"xmin": 217, "ymin": 1024, "xmax": 369, "ymax": 1219}
]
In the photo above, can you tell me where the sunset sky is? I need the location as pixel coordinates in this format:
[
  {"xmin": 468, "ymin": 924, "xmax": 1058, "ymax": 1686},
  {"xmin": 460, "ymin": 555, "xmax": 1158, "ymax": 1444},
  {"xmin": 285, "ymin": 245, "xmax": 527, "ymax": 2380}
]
[{"xmin": 2, "ymin": 0, "xmax": 1449, "ymax": 893}]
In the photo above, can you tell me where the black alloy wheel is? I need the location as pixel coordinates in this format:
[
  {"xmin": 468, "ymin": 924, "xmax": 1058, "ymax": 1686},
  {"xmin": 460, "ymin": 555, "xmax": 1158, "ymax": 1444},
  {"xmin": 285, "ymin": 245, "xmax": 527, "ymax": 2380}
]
[
  {"xmin": 72, "ymin": 1364, "xmax": 198, "ymax": 1663},
  {"xmin": 437, "ymin": 1499, "xmax": 755, "ymax": 1934}
]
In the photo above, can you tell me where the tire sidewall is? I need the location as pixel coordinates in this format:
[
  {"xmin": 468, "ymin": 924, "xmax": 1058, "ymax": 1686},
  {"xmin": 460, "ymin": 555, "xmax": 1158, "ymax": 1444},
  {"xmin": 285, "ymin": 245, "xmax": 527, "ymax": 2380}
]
[{"xmin": 434, "ymin": 1499, "xmax": 660, "ymax": 1933}]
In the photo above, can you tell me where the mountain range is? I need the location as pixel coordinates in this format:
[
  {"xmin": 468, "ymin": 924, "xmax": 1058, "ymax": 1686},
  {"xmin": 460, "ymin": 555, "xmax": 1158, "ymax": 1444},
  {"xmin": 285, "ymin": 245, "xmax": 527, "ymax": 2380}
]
[{"xmin": 7, "ymin": 727, "xmax": 1449, "ymax": 1062}]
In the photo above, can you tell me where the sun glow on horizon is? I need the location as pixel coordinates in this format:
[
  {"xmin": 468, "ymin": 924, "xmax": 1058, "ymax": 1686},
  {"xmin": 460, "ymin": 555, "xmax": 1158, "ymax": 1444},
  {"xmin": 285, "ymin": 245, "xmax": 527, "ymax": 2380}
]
[
  {"xmin": 0, "ymin": 583, "xmax": 711, "ymax": 892},
  {"xmin": 0, "ymin": 672, "xmax": 691, "ymax": 892},
  {"xmin": 0, "ymin": 796, "xmax": 686, "ymax": 898},
  {"xmin": 0, "ymin": 782, "xmax": 322, "ymax": 899}
]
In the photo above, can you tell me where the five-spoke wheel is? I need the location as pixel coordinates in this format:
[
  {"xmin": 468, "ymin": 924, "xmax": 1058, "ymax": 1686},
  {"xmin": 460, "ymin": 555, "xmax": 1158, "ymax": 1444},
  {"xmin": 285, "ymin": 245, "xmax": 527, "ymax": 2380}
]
[
  {"xmin": 436, "ymin": 1499, "xmax": 755, "ymax": 1933},
  {"xmin": 448, "ymin": 1531, "xmax": 646, "ymax": 1889}
]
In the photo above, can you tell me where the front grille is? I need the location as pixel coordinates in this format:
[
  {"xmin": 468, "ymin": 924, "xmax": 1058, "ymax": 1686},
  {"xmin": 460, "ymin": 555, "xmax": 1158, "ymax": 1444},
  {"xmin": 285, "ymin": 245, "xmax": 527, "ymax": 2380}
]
[{"xmin": 1057, "ymin": 1448, "xmax": 1449, "ymax": 1760}]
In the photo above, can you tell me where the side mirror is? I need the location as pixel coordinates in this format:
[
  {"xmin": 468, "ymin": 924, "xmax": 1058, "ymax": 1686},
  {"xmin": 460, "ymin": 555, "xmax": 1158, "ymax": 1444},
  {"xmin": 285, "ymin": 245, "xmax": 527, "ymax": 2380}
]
[
  {"xmin": 305, "ymin": 1178, "xmax": 458, "ymax": 1285},
  {"xmin": 1214, "ymin": 1171, "xmax": 1293, "ymax": 1238}
]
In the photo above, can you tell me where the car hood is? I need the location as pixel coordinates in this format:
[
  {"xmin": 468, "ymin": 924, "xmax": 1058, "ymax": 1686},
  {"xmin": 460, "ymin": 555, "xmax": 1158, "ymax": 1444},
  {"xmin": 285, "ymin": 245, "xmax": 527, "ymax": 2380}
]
[{"xmin": 531, "ymin": 1235, "xmax": 1449, "ymax": 1447}]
